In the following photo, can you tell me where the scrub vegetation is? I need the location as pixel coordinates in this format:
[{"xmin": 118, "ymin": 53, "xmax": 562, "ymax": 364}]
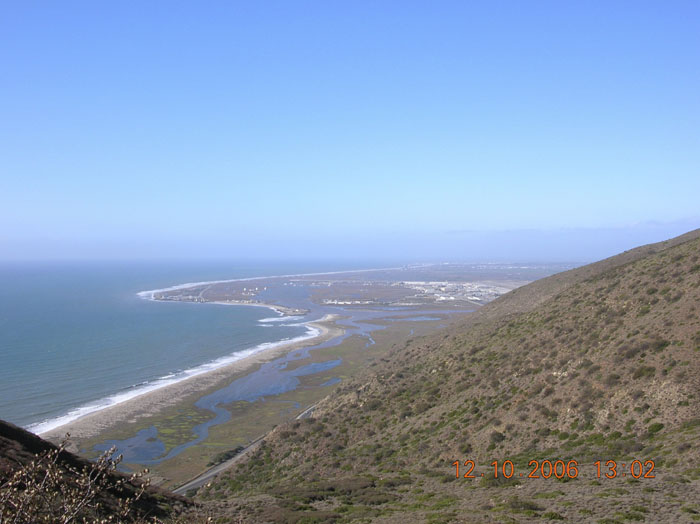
[
  {"xmin": 1, "ymin": 230, "xmax": 699, "ymax": 522},
  {"xmin": 199, "ymin": 230, "xmax": 700, "ymax": 522}
]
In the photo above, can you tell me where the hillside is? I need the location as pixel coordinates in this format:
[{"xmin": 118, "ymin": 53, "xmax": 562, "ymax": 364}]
[
  {"xmin": 0, "ymin": 420, "xmax": 191, "ymax": 522},
  {"xmin": 199, "ymin": 230, "xmax": 700, "ymax": 523}
]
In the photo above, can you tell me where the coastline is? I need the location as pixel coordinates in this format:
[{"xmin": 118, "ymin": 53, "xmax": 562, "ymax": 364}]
[
  {"xmin": 26, "ymin": 263, "xmax": 485, "ymax": 440},
  {"xmin": 135, "ymin": 265, "xmax": 403, "ymax": 301},
  {"xmin": 39, "ymin": 314, "xmax": 343, "ymax": 445},
  {"xmin": 210, "ymin": 300, "xmax": 308, "ymax": 317}
]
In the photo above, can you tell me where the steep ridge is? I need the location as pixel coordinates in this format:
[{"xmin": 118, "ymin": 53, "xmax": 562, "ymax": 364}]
[
  {"xmin": 473, "ymin": 227, "xmax": 700, "ymax": 321},
  {"xmin": 201, "ymin": 230, "xmax": 700, "ymax": 523}
]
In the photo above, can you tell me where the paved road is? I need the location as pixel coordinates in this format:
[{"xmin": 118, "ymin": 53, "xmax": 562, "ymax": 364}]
[
  {"xmin": 172, "ymin": 435, "xmax": 264, "ymax": 495},
  {"xmin": 172, "ymin": 404, "xmax": 317, "ymax": 496},
  {"xmin": 296, "ymin": 404, "xmax": 316, "ymax": 420}
]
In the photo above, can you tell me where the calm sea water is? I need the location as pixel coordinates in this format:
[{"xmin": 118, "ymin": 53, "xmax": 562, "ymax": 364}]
[{"xmin": 0, "ymin": 261, "xmax": 369, "ymax": 431}]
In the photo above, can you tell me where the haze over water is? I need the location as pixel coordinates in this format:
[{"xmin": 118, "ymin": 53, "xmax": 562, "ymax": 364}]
[{"xmin": 0, "ymin": 261, "xmax": 371, "ymax": 430}]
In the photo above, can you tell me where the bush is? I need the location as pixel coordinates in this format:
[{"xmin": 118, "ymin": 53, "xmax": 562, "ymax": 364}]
[
  {"xmin": 207, "ymin": 445, "xmax": 245, "ymax": 466},
  {"xmin": 648, "ymin": 423, "xmax": 664, "ymax": 434},
  {"xmin": 604, "ymin": 373, "xmax": 621, "ymax": 386},
  {"xmin": 633, "ymin": 366, "xmax": 656, "ymax": 379},
  {"xmin": 543, "ymin": 511, "xmax": 565, "ymax": 520},
  {"xmin": 489, "ymin": 431, "xmax": 506, "ymax": 444},
  {"xmin": 353, "ymin": 491, "xmax": 398, "ymax": 505},
  {"xmin": 480, "ymin": 474, "xmax": 521, "ymax": 488},
  {"xmin": 0, "ymin": 441, "xmax": 149, "ymax": 523},
  {"xmin": 506, "ymin": 496, "xmax": 543, "ymax": 511},
  {"xmin": 586, "ymin": 364, "xmax": 602, "ymax": 376}
]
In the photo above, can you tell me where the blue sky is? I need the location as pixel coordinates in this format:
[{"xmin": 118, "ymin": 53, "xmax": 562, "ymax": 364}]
[{"xmin": 1, "ymin": 1, "xmax": 699, "ymax": 261}]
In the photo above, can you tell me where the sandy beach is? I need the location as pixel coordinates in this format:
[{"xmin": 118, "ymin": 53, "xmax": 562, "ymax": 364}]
[
  {"xmin": 210, "ymin": 300, "xmax": 308, "ymax": 317},
  {"xmin": 40, "ymin": 315, "xmax": 343, "ymax": 447}
]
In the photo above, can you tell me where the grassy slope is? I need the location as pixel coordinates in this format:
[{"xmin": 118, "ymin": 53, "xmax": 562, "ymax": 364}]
[{"xmin": 201, "ymin": 230, "xmax": 700, "ymax": 523}]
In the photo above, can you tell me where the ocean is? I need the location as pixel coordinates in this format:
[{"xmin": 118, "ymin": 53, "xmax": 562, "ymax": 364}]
[{"xmin": 0, "ymin": 261, "xmax": 368, "ymax": 433}]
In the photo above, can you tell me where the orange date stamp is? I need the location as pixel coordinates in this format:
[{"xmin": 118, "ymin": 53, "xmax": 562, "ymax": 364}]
[{"xmin": 453, "ymin": 459, "xmax": 656, "ymax": 480}]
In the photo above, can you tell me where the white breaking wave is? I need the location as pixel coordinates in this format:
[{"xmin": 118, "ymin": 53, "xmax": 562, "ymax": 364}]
[
  {"xmin": 29, "ymin": 323, "xmax": 322, "ymax": 436},
  {"xmin": 259, "ymin": 315, "xmax": 304, "ymax": 323},
  {"xmin": 28, "ymin": 264, "xmax": 371, "ymax": 436}
]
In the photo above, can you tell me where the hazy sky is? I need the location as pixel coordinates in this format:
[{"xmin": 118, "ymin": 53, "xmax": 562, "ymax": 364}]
[{"xmin": 1, "ymin": 1, "xmax": 699, "ymax": 262}]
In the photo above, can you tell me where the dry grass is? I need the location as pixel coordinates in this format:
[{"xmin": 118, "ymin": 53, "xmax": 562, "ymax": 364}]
[{"xmin": 199, "ymin": 230, "xmax": 700, "ymax": 522}]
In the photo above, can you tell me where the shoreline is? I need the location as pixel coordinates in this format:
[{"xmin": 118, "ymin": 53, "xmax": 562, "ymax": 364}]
[
  {"xmin": 135, "ymin": 265, "xmax": 404, "ymax": 300},
  {"xmin": 209, "ymin": 300, "xmax": 308, "ymax": 317},
  {"xmin": 142, "ymin": 291, "xmax": 308, "ymax": 318},
  {"xmin": 38, "ymin": 314, "xmax": 343, "ymax": 443}
]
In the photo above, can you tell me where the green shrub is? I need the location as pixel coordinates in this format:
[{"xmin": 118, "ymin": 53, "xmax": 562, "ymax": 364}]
[
  {"xmin": 207, "ymin": 445, "xmax": 245, "ymax": 466},
  {"xmin": 648, "ymin": 423, "xmax": 664, "ymax": 434},
  {"xmin": 490, "ymin": 431, "xmax": 505, "ymax": 443},
  {"xmin": 632, "ymin": 366, "xmax": 655, "ymax": 379},
  {"xmin": 543, "ymin": 511, "xmax": 565, "ymax": 520}
]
